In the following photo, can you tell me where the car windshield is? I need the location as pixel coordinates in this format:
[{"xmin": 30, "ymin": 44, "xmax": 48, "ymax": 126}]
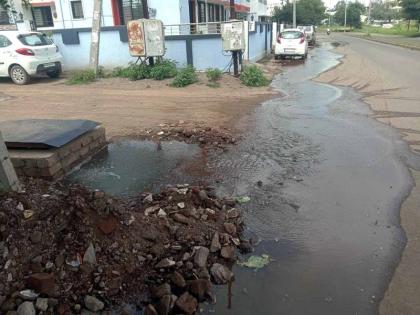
[
  {"xmin": 305, "ymin": 26, "xmax": 312, "ymax": 32},
  {"xmin": 281, "ymin": 31, "xmax": 302, "ymax": 39},
  {"xmin": 18, "ymin": 33, "xmax": 52, "ymax": 46}
]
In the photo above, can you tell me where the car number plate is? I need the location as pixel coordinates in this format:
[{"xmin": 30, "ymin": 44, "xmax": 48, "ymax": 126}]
[
  {"xmin": 284, "ymin": 48, "xmax": 295, "ymax": 53},
  {"xmin": 44, "ymin": 62, "xmax": 56, "ymax": 68}
]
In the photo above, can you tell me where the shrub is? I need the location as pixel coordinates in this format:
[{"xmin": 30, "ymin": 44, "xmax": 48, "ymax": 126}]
[
  {"xmin": 126, "ymin": 64, "xmax": 151, "ymax": 81},
  {"xmin": 67, "ymin": 69, "xmax": 96, "ymax": 85},
  {"xmin": 170, "ymin": 66, "xmax": 198, "ymax": 87},
  {"xmin": 149, "ymin": 59, "xmax": 178, "ymax": 80},
  {"xmin": 206, "ymin": 68, "xmax": 222, "ymax": 82},
  {"xmin": 240, "ymin": 65, "xmax": 270, "ymax": 87}
]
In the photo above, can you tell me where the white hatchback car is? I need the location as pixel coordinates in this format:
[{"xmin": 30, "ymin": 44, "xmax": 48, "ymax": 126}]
[
  {"xmin": 274, "ymin": 29, "xmax": 308, "ymax": 60},
  {"xmin": 0, "ymin": 31, "xmax": 63, "ymax": 85}
]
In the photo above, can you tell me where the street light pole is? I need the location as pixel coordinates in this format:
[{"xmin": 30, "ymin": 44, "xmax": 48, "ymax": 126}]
[{"xmin": 293, "ymin": 0, "xmax": 296, "ymax": 28}]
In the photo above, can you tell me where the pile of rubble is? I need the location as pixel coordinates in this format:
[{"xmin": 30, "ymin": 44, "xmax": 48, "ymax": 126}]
[
  {"xmin": 136, "ymin": 121, "xmax": 238, "ymax": 149},
  {"xmin": 0, "ymin": 179, "xmax": 251, "ymax": 314}
]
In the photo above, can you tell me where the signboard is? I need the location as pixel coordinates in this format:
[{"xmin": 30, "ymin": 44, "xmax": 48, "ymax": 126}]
[
  {"xmin": 221, "ymin": 21, "xmax": 246, "ymax": 51},
  {"xmin": 127, "ymin": 20, "xmax": 146, "ymax": 57},
  {"xmin": 144, "ymin": 19, "xmax": 165, "ymax": 57}
]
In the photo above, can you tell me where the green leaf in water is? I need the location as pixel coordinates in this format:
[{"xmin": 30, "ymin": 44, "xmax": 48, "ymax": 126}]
[
  {"xmin": 238, "ymin": 254, "xmax": 271, "ymax": 269},
  {"xmin": 235, "ymin": 196, "xmax": 251, "ymax": 204}
]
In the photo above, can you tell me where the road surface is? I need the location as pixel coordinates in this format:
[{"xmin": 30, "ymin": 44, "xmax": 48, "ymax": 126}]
[{"xmin": 318, "ymin": 33, "xmax": 420, "ymax": 315}]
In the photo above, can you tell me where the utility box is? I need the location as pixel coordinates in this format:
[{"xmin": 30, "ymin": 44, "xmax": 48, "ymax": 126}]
[
  {"xmin": 221, "ymin": 21, "xmax": 246, "ymax": 51},
  {"xmin": 127, "ymin": 19, "xmax": 165, "ymax": 57}
]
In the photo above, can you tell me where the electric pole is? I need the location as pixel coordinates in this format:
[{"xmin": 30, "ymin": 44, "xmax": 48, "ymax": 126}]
[
  {"xmin": 344, "ymin": 0, "xmax": 347, "ymax": 29},
  {"xmin": 89, "ymin": 0, "xmax": 103, "ymax": 76},
  {"xmin": 229, "ymin": 0, "xmax": 239, "ymax": 77},
  {"xmin": 293, "ymin": 0, "xmax": 296, "ymax": 28}
]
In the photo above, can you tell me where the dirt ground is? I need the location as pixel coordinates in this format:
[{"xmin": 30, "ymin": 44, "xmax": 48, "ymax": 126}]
[
  {"xmin": 0, "ymin": 68, "xmax": 279, "ymax": 139},
  {"xmin": 316, "ymin": 37, "xmax": 420, "ymax": 315}
]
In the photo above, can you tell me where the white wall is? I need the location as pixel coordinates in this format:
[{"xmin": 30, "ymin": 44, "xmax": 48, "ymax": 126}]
[{"xmin": 148, "ymin": 0, "xmax": 187, "ymax": 25}]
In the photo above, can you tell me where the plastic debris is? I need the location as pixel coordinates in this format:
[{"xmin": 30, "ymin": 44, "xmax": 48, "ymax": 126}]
[
  {"xmin": 23, "ymin": 210, "xmax": 34, "ymax": 219},
  {"xmin": 235, "ymin": 196, "xmax": 251, "ymax": 204},
  {"xmin": 238, "ymin": 254, "xmax": 271, "ymax": 269}
]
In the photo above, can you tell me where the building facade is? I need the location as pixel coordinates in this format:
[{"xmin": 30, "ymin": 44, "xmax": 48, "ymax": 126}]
[{"xmin": 4, "ymin": 0, "xmax": 260, "ymax": 31}]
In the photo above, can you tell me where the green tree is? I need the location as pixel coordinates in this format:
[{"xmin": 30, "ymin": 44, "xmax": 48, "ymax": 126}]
[
  {"xmin": 400, "ymin": 0, "xmax": 420, "ymax": 30},
  {"xmin": 334, "ymin": 1, "xmax": 366, "ymax": 28},
  {"xmin": 370, "ymin": 0, "xmax": 400, "ymax": 22},
  {"xmin": 272, "ymin": 0, "xmax": 326, "ymax": 25},
  {"xmin": 0, "ymin": 0, "xmax": 9, "ymax": 9}
]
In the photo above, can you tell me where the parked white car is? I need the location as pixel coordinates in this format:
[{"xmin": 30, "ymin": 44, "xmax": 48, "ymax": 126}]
[
  {"xmin": 274, "ymin": 29, "xmax": 308, "ymax": 60},
  {"xmin": 0, "ymin": 31, "xmax": 63, "ymax": 85},
  {"xmin": 297, "ymin": 25, "xmax": 316, "ymax": 45}
]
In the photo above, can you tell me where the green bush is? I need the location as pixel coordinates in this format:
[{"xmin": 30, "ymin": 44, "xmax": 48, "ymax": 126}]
[
  {"xmin": 206, "ymin": 68, "xmax": 222, "ymax": 82},
  {"xmin": 240, "ymin": 65, "xmax": 270, "ymax": 87},
  {"xmin": 170, "ymin": 66, "xmax": 198, "ymax": 87},
  {"xmin": 67, "ymin": 69, "xmax": 96, "ymax": 85},
  {"xmin": 127, "ymin": 64, "xmax": 151, "ymax": 81},
  {"xmin": 149, "ymin": 59, "xmax": 178, "ymax": 80}
]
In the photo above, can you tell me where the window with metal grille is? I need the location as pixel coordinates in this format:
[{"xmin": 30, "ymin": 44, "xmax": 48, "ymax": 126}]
[
  {"xmin": 118, "ymin": 0, "xmax": 145, "ymax": 25},
  {"xmin": 32, "ymin": 6, "xmax": 54, "ymax": 28},
  {"xmin": 71, "ymin": 1, "xmax": 84, "ymax": 19},
  {"xmin": 0, "ymin": 7, "xmax": 10, "ymax": 25}
]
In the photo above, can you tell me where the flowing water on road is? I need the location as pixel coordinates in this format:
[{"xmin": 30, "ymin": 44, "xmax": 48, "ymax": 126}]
[
  {"xmin": 205, "ymin": 43, "xmax": 419, "ymax": 315},
  {"xmin": 70, "ymin": 43, "xmax": 420, "ymax": 314}
]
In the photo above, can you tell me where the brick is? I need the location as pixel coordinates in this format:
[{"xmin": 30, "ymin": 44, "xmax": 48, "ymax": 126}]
[{"xmin": 11, "ymin": 158, "xmax": 25, "ymax": 168}]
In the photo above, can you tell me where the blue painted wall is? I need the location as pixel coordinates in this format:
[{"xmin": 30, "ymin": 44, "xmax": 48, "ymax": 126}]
[
  {"xmin": 192, "ymin": 38, "xmax": 231, "ymax": 70},
  {"xmin": 52, "ymin": 23, "xmax": 272, "ymax": 71}
]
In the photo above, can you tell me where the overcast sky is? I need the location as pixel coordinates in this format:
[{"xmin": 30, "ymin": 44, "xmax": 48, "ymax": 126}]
[{"xmin": 267, "ymin": 0, "xmax": 370, "ymax": 9}]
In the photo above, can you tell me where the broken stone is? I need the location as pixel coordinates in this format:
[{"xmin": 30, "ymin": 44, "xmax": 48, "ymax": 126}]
[
  {"xmin": 189, "ymin": 279, "xmax": 212, "ymax": 301},
  {"xmin": 221, "ymin": 246, "xmax": 235, "ymax": 260},
  {"xmin": 83, "ymin": 243, "xmax": 96, "ymax": 265},
  {"xmin": 35, "ymin": 298, "xmax": 49, "ymax": 312},
  {"xmin": 151, "ymin": 283, "xmax": 171, "ymax": 299},
  {"xmin": 157, "ymin": 209, "xmax": 167, "ymax": 217},
  {"xmin": 27, "ymin": 273, "xmax": 56, "ymax": 296},
  {"xmin": 194, "ymin": 247, "xmax": 209, "ymax": 268},
  {"xmin": 170, "ymin": 271, "xmax": 186, "ymax": 288},
  {"xmin": 84, "ymin": 295, "xmax": 104, "ymax": 312},
  {"xmin": 17, "ymin": 301, "xmax": 35, "ymax": 315},
  {"xmin": 210, "ymin": 232, "xmax": 221, "ymax": 253},
  {"xmin": 144, "ymin": 304, "xmax": 158, "ymax": 315},
  {"xmin": 157, "ymin": 295, "xmax": 171, "ymax": 315},
  {"xmin": 223, "ymin": 222, "xmax": 237, "ymax": 235},
  {"xmin": 210, "ymin": 263, "xmax": 234, "ymax": 284},
  {"xmin": 155, "ymin": 258, "xmax": 175, "ymax": 269},
  {"xmin": 177, "ymin": 202, "xmax": 185, "ymax": 209},
  {"xmin": 97, "ymin": 216, "xmax": 118, "ymax": 235},
  {"xmin": 173, "ymin": 213, "xmax": 189, "ymax": 225},
  {"xmin": 29, "ymin": 231, "xmax": 42, "ymax": 244},
  {"xmin": 19, "ymin": 290, "xmax": 39, "ymax": 301},
  {"xmin": 23, "ymin": 210, "xmax": 34, "ymax": 219},
  {"xmin": 145, "ymin": 205, "xmax": 160, "ymax": 216},
  {"xmin": 226, "ymin": 208, "xmax": 240, "ymax": 219},
  {"xmin": 175, "ymin": 292, "xmax": 197, "ymax": 315},
  {"xmin": 198, "ymin": 190, "xmax": 208, "ymax": 201},
  {"xmin": 143, "ymin": 194, "xmax": 153, "ymax": 203}
]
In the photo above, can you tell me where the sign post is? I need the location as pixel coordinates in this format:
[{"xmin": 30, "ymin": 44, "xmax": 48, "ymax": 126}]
[{"xmin": 0, "ymin": 131, "xmax": 21, "ymax": 193}]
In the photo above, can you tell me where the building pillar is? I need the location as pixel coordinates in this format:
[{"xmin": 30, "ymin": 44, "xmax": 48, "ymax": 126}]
[
  {"xmin": 195, "ymin": 0, "xmax": 199, "ymax": 23},
  {"xmin": 205, "ymin": 0, "xmax": 209, "ymax": 22}
]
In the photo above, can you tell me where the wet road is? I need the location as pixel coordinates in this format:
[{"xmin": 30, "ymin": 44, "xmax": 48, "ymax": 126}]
[
  {"xmin": 70, "ymin": 41, "xmax": 420, "ymax": 314},
  {"xmin": 205, "ymin": 43, "xmax": 419, "ymax": 314}
]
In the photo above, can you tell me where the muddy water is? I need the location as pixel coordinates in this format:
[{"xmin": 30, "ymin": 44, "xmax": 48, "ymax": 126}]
[
  {"xmin": 68, "ymin": 140, "xmax": 202, "ymax": 197},
  {"xmin": 205, "ymin": 44, "xmax": 418, "ymax": 315}
]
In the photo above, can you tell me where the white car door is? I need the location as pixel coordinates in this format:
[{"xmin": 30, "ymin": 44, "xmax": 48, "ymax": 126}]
[{"xmin": 0, "ymin": 35, "xmax": 13, "ymax": 76}]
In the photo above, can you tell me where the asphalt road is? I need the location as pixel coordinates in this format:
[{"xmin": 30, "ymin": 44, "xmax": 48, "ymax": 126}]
[{"xmin": 318, "ymin": 34, "xmax": 420, "ymax": 315}]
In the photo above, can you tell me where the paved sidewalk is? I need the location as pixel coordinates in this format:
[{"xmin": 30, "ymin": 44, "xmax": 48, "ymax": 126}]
[{"xmin": 349, "ymin": 32, "xmax": 420, "ymax": 50}]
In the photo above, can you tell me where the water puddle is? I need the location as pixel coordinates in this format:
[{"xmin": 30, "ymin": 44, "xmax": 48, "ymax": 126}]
[{"xmin": 68, "ymin": 140, "xmax": 203, "ymax": 197}]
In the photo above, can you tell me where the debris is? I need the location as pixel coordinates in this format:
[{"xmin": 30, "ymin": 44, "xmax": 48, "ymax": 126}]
[
  {"xmin": 23, "ymin": 210, "xmax": 34, "ymax": 219},
  {"xmin": 155, "ymin": 258, "xmax": 176, "ymax": 269},
  {"xmin": 19, "ymin": 290, "xmax": 39, "ymax": 301},
  {"xmin": 83, "ymin": 243, "xmax": 96, "ymax": 265},
  {"xmin": 17, "ymin": 301, "xmax": 36, "ymax": 315},
  {"xmin": 194, "ymin": 247, "xmax": 209, "ymax": 268},
  {"xmin": 177, "ymin": 202, "xmax": 185, "ymax": 209},
  {"xmin": 221, "ymin": 246, "xmax": 235, "ymax": 260},
  {"xmin": 223, "ymin": 222, "xmax": 237, "ymax": 235},
  {"xmin": 238, "ymin": 254, "xmax": 271, "ymax": 269},
  {"xmin": 84, "ymin": 295, "xmax": 104, "ymax": 312},
  {"xmin": 210, "ymin": 232, "xmax": 221, "ymax": 253},
  {"xmin": 175, "ymin": 292, "xmax": 198, "ymax": 315},
  {"xmin": 170, "ymin": 271, "xmax": 186, "ymax": 288},
  {"xmin": 157, "ymin": 209, "xmax": 167, "ymax": 217},
  {"xmin": 235, "ymin": 196, "xmax": 251, "ymax": 204},
  {"xmin": 145, "ymin": 205, "xmax": 160, "ymax": 216},
  {"xmin": 189, "ymin": 279, "xmax": 212, "ymax": 301},
  {"xmin": 210, "ymin": 263, "xmax": 234, "ymax": 284},
  {"xmin": 35, "ymin": 298, "xmax": 49, "ymax": 311}
]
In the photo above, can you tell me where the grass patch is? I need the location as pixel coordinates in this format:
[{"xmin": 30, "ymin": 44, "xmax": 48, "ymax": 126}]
[
  {"xmin": 240, "ymin": 65, "xmax": 270, "ymax": 87},
  {"xmin": 170, "ymin": 66, "xmax": 198, "ymax": 87},
  {"xmin": 360, "ymin": 23, "xmax": 420, "ymax": 37},
  {"xmin": 206, "ymin": 68, "xmax": 222, "ymax": 82},
  {"xmin": 149, "ymin": 59, "xmax": 178, "ymax": 80},
  {"xmin": 67, "ymin": 69, "xmax": 97, "ymax": 85}
]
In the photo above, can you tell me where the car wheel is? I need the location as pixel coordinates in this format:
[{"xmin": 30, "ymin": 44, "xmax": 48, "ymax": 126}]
[
  {"xmin": 10, "ymin": 65, "xmax": 30, "ymax": 85},
  {"xmin": 47, "ymin": 70, "xmax": 60, "ymax": 78}
]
